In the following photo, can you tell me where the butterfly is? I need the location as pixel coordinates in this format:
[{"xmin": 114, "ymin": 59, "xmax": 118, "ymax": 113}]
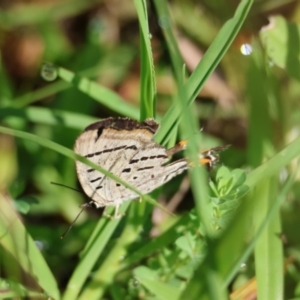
[{"xmin": 74, "ymin": 117, "xmax": 228, "ymax": 218}]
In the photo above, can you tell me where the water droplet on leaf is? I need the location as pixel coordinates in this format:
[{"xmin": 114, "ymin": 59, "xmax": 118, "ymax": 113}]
[{"xmin": 41, "ymin": 63, "xmax": 57, "ymax": 82}]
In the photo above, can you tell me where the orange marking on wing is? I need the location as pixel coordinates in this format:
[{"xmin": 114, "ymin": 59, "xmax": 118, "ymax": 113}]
[
  {"xmin": 178, "ymin": 140, "xmax": 188, "ymax": 147},
  {"xmin": 200, "ymin": 158, "xmax": 212, "ymax": 165},
  {"xmin": 188, "ymin": 157, "xmax": 211, "ymax": 167}
]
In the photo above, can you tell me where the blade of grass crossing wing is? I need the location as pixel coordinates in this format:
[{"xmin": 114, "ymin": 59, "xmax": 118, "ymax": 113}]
[
  {"xmin": 0, "ymin": 127, "xmax": 170, "ymax": 214},
  {"xmin": 0, "ymin": 127, "xmax": 171, "ymax": 300}
]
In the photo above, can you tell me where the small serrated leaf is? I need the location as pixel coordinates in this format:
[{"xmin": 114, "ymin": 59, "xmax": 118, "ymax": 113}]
[
  {"xmin": 175, "ymin": 233, "xmax": 196, "ymax": 259},
  {"xmin": 231, "ymin": 169, "xmax": 247, "ymax": 188},
  {"xmin": 216, "ymin": 166, "xmax": 231, "ymax": 182}
]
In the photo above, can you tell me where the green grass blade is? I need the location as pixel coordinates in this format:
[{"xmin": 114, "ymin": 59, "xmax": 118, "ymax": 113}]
[
  {"xmin": 0, "ymin": 194, "xmax": 60, "ymax": 299},
  {"xmin": 8, "ymin": 81, "xmax": 69, "ymax": 108},
  {"xmin": 134, "ymin": 266, "xmax": 180, "ymax": 300},
  {"xmin": 185, "ymin": 0, "xmax": 252, "ymax": 102},
  {"xmin": 214, "ymin": 135, "xmax": 300, "ymax": 280},
  {"xmin": 245, "ymin": 137, "xmax": 300, "ymax": 187},
  {"xmin": 212, "ymin": 43, "xmax": 300, "ymax": 290},
  {"xmin": 57, "ymin": 67, "xmax": 140, "ymax": 119},
  {"xmin": 62, "ymin": 203, "xmax": 130, "ymax": 300},
  {"xmin": 152, "ymin": 0, "xmax": 185, "ymax": 87},
  {"xmin": 152, "ymin": 0, "xmax": 185, "ymax": 145},
  {"xmin": 134, "ymin": 0, "xmax": 156, "ymax": 119},
  {"xmin": 223, "ymin": 171, "xmax": 295, "ymax": 286},
  {"xmin": 6, "ymin": 45, "xmax": 135, "ymax": 109},
  {"xmin": 120, "ymin": 213, "xmax": 190, "ymax": 268},
  {"xmin": 154, "ymin": 0, "xmax": 211, "ymax": 237},
  {"xmin": 78, "ymin": 203, "xmax": 142, "ymax": 300},
  {"xmin": 179, "ymin": 259, "xmax": 228, "ymax": 300},
  {"xmin": 153, "ymin": 2, "xmax": 223, "ymax": 297},
  {"xmin": 0, "ymin": 107, "xmax": 97, "ymax": 129},
  {"xmin": 247, "ymin": 44, "xmax": 283, "ymax": 299},
  {"xmin": 154, "ymin": 0, "xmax": 253, "ymax": 145},
  {"xmin": 254, "ymin": 178, "xmax": 283, "ymax": 300}
]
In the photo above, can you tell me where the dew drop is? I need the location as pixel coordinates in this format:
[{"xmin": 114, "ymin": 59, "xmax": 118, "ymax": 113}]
[
  {"xmin": 240, "ymin": 262, "xmax": 247, "ymax": 269},
  {"xmin": 34, "ymin": 240, "xmax": 48, "ymax": 251},
  {"xmin": 268, "ymin": 60, "xmax": 275, "ymax": 67},
  {"xmin": 240, "ymin": 43, "xmax": 253, "ymax": 56},
  {"xmin": 41, "ymin": 62, "xmax": 58, "ymax": 82}
]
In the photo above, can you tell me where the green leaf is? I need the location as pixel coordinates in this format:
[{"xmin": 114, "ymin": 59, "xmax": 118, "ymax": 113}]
[
  {"xmin": 260, "ymin": 15, "xmax": 300, "ymax": 80},
  {"xmin": 0, "ymin": 194, "xmax": 60, "ymax": 299},
  {"xmin": 133, "ymin": 266, "xmax": 180, "ymax": 300},
  {"xmin": 175, "ymin": 233, "xmax": 196, "ymax": 259},
  {"xmin": 216, "ymin": 166, "xmax": 232, "ymax": 183}
]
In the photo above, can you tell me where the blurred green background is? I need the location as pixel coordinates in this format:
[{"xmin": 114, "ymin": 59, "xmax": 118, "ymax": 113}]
[{"xmin": 1, "ymin": 0, "xmax": 300, "ymax": 299}]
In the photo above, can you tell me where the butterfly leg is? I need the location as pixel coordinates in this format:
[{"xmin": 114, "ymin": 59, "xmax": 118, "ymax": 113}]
[
  {"xmin": 104, "ymin": 204, "xmax": 124, "ymax": 220},
  {"xmin": 114, "ymin": 204, "xmax": 124, "ymax": 219}
]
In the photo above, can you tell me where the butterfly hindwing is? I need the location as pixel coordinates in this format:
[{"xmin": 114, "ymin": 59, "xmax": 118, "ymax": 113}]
[{"xmin": 74, "ymin": 118, "xmax": 169, "ymax": 206}]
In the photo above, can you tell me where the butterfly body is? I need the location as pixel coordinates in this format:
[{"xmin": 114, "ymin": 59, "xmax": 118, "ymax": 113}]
[{"xmin": 74, "ymin": 117, "xmax": 227, "ymax": 210}]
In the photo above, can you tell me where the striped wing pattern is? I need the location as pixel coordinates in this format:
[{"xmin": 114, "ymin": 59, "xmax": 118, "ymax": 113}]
[{"xmin": 74, "ymin": 118, "xmax": 188, "ymax": 208}]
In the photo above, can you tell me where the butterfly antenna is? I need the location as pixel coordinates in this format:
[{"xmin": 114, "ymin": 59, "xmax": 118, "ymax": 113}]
[
  {"xmin": 50, "ymin": 182, "xmax": 84, "ymax": 194},
  {"xmin": 60, "ymin": 203, "xmax": 90, "ymax": 239}
]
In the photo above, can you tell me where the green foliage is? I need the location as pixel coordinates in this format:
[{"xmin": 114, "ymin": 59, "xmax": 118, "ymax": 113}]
[
  {"xmin": 1, "ymin": 0, "xmax": 300, "ymax": 299},
  {"xmin": 210, "ymin": 167, "xmax": 249, "ymax": 230}
]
